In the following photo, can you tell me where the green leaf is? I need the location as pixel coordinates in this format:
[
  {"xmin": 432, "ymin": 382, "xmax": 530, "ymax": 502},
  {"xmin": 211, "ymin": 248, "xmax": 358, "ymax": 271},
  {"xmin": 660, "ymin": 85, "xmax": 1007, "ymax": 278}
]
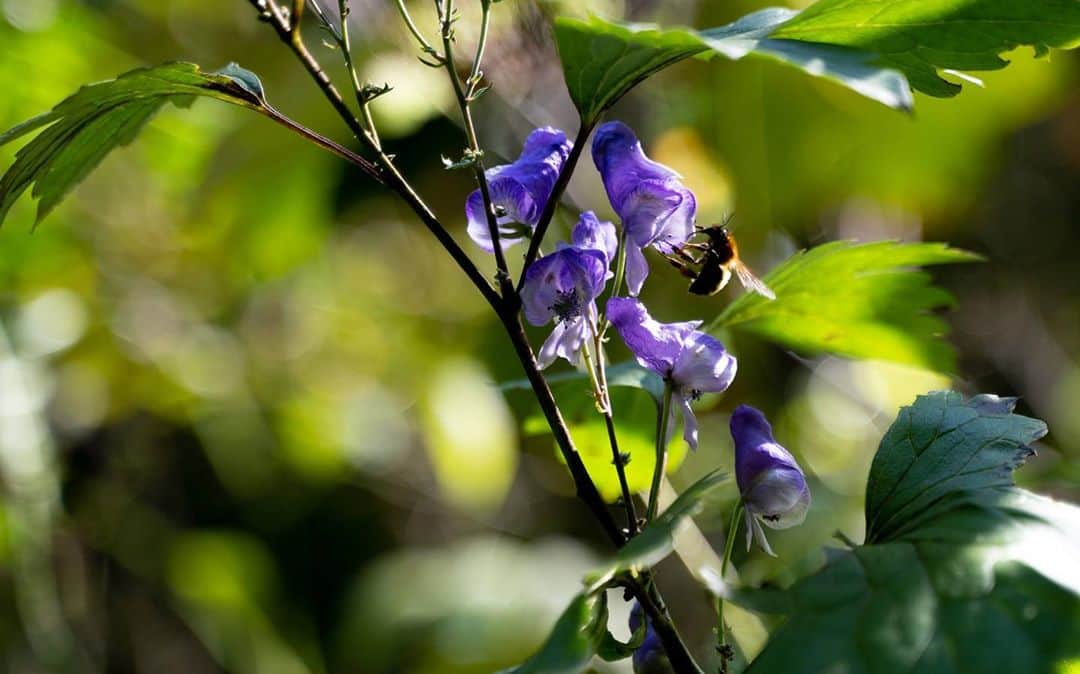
[
  {"xmin": 500, "ymin": 591, "xmax": 608, "ymax": 674},
  {"xmin": 716, "ymin": 392, "xmax": 1080, "ymax": 673},
  {"xmin": 865, "ymin": 392, "xmax": 1046, "ymax": 543},
  {"xmin": 771, "ymin": 0, "xmax": 1080, "ymax": 98},
  {"xmin": 589, "ymin": 470, "xmax": 728, "ymax": 590},
  {"xmin": 0, "ymin": 62, "xmax": 269, "ymax": 226},
  {"xmin": 554, "ymin": 2, "xmax": 1080, "ymax": 118},
  {"xmin": 501, "ymin": 363, "xmax": 677, "ymax": 501},
  {"xmin": 709, "ymin": 241, "xmax": 981, "ymax": 373}
]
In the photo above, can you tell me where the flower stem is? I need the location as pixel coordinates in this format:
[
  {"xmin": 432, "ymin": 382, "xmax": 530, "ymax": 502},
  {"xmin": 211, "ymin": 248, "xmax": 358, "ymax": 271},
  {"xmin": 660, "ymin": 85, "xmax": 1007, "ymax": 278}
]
[
  {"xmin": 584, "ymin": 323, "xmax": 638, "ymax": 534},
  {"xmin": 716, "ymin": 501, "xmax": 744, "ymax": 666},
  {"xmin": 648, "ymin": 382, "xmax": 674, "ymax": 521}
]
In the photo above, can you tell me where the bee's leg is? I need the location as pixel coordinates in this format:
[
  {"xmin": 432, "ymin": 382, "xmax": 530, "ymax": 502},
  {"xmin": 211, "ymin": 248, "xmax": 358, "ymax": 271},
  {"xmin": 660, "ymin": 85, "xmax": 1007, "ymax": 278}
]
[
  {"xmin": 668, "ymin": 246, "xmax": 702, "ymax": 265},
  {"xmin": 680, "ymin": 242, "xmax": 710, "ymax": 251},
  {"xmin": 665, "ymin": 255, "xmax": 699, "ymax": 280}
]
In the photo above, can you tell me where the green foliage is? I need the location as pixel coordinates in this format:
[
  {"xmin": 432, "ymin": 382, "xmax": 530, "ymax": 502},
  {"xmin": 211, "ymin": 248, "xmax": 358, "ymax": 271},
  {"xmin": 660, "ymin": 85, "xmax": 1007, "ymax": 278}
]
[
  {"xmin": 503, "ymin": 363, "xmax": 680, "ymax": 500},
  {"xmin": 716, "ymin": 392, "xmax": 1080, "ymax": 673},
  {"xmin": 553, "ymin": 1, "xmax": 1080, "ymax": 118},
  {"xmin": 0, "ymin": 62, "xmax": 268, "ymax": 225},
  {"xmin": 710, "ymin": 241, "xmax": 981, "ymax": 373},
  {"xmin": 498, "ymin": 592, "xmax": 607, "ymax": 674},
  {"xmin": 589, "ymin": 470, "xmax": 728, "ymax": 589},
  {"xmin": 865, "ymin": 392, "xmax": 1046, "ymax": 542},
  {"xmin": 772, "ymin": 0, "xmax": 1080, "ymax": 97}
]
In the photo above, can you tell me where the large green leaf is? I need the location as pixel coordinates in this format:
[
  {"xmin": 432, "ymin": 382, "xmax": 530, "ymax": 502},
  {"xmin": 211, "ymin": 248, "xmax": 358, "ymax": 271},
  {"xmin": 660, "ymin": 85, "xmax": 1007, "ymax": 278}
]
[
  {"xmin": 865, "ymin": 392, "xmax": 1046, "ymax": 543},
  {"xmin": 554, "ymin": 1, "xmax": 1080, "ymax": 119},
  {"xmin": 709, "ymin": 241, "xmax": 981, "ymax": 373},
  {"xmin": 0, "ymin": 62, "xmax": 269, "ymax": 225},
  {"xmin": 713, "ymin": 392, "xmax": 1080, "ymax": 673},
  {"xmin": 771, "ymin": 0, "xmax": 1080, "ymax": 98}
]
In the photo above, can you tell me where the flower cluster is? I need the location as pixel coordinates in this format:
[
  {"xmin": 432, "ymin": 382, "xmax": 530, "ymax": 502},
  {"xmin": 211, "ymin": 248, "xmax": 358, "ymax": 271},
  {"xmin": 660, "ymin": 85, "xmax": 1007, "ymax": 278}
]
[{"xmin": 464, "ymin": 122, "xmax": 809, "ymax": 557}]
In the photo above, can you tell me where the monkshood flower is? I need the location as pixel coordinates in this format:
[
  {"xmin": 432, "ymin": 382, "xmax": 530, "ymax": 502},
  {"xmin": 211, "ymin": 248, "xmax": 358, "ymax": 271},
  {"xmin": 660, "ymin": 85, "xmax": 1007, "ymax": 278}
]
[
  {"xmin": 466, "ymin": 127, "xmax": 572, "ymax": 253},
  {"xmin": 592, "ymin": 121, "xmax": 696, "ymax": 296},
  {"xmin": 628, "ymin": 602, "xmax": 668, "ymax": 674},
  {"xmin": 521, "ymin": 243, "xmax": 608, "ymax": 368},
  {"xmin": 730, "ymin": 404, "xmax": 811, "ymax": 556},
  {"xmin": 607, "ymin": 298, "xmax": 736, "ymax": 450},
  {"xmin": 571, "ymin": 210, "xmax": 619, "ymax": 274}
]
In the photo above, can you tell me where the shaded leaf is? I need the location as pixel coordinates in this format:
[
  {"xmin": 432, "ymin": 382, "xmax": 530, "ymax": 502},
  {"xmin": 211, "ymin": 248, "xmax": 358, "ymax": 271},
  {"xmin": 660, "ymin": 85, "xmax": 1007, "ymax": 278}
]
[
  {"xmin": 709, "ymin": 241, "xmax": 981, "ymax": 373},
  {"xmin": 866, "ymin": 392, "xmax": 1046, "ymax": 543},
  {"xmin": 718, "ymin": 392, "xmax": 1080, "ymax": 673},
  {"xmin": 589, "ymin": 470, "xmax": 728, "ymax": 589},
  {"xmin": 0, "ymin": 62, "xmax": 269, "ymax": 225}
]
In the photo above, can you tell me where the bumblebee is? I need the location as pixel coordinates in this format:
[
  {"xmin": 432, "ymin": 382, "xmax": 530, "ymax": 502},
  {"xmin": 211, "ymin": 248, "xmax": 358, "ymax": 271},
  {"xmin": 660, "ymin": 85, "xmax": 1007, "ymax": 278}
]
[{"xmin": 665, "ymin": 222, "xmax": 775, "ymax": 299}]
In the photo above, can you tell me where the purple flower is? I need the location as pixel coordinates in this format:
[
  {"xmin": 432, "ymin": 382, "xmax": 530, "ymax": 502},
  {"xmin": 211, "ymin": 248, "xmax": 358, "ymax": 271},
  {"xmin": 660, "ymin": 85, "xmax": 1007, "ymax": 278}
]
[
  {"xmin": 521, "ymin": 245, "xmax": 608, "ymax": 368},
  {"xmin": 607, "ymin": 298, "xmax": 736, "ymax": 450},
  {"xmin": 730, "ymin": 405, "xmax": 811, "ymax": 556},
  {"xmin": 571, "ymin": 211, "xmax": 618, "ymax": 273},
  {"xmin": 466, "ymin": 127, "xmax": 573, "ymax": 253},
  {"xmin": 628, "ymin": 602, "xmax": 667, "ymax": 674},
  {"xmin": 592, "ymin": 121, "xmax": 696, "ymax": 296}
]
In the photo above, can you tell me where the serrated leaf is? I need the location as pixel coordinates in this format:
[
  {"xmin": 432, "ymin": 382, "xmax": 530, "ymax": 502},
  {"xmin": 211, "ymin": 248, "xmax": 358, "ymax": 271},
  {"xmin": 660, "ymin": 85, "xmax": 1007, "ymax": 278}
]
[
  {"xmin": 716, "ymin": 391, "xmax": 1080, "ymax": 673},
  {"xmin": 771, "ymin": 0, "xmax": 1080, "ymax": 98},
  {"xmin": 589, "ymin": 470, "xmax": 728, "ymax": 590},
  {"xmin": 866, "ymin": 392, "xmax": 1046, "ymax": 543},
  {"xmin": 0, "ymin": 62, "xmax": 269, "ymax": 226},
  {"xmin": 554, "ymin": 1, "xmax": 1080, "ymax": 119},
  {"xmin": 709, "ymin": 241, "xmax": 981, "ymax": 373}
]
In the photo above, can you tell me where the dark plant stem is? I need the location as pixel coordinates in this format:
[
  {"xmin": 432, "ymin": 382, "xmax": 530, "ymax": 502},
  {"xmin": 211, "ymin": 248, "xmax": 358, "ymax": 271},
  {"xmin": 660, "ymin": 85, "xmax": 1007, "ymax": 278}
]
[{"xmin": 514, "ymin": 122, "xmax": 593, "ymax": 297}]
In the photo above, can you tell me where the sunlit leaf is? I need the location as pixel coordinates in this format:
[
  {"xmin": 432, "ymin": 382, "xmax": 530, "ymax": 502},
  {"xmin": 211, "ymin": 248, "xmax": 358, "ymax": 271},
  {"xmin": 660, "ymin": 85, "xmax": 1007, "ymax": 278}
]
[
  {"xmin": 554, "ymin": 1, "xmax": 1080, "ymax": 119},
  {"xmin": 589, "ymin": 470, "xmax": 728, "ymax": 589},
  {"xmin": 710, "ymin": 241, "xmax": 981, "ymax": 373},
  {"xmin": 713, "ymin": 392, "xmax": 1080, "ymax": 673},
  {"xmin": 771, "ymin": 0, "xmax": 1080, "ymax": 98},
  {"xmin": 0, "ymin": 62, "xmax": 268, "ymax": 225}
]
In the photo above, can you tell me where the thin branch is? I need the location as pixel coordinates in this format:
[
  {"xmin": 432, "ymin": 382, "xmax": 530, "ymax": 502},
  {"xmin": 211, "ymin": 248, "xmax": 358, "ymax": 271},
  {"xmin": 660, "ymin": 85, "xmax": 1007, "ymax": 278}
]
[
  {"xmin": 247, "ymin": 0, "xmax": 501, "ymax": 310},
  {"xmin": 438, "ymin": 0, "xmax": 512, "ymax": 294},
  {"xmin": 394, "ymin": 0, "xmax": 441, "ymax": 58},
  {"xmin": 337, "ymin": 0, "xmax": 382, "ymax": 150},
  {"xmin": 514, "ymin": 122, "xmax": 593, "ymax": 297}
]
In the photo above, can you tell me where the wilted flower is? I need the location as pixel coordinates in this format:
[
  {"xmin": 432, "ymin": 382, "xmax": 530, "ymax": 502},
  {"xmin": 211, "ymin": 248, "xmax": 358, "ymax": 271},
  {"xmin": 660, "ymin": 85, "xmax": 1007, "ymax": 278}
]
[
  {"xmin": 730, "ymin": 404, "xmax": 811, "ymax": 556},
  {"xmin": 592, "ymin": 121, "xmax": 696, "ymax": 296},
  {"xmin": 628, "ymin": 602, "xmax": 669, "ymax": 674},
  {"xmin": 521, "ymin": 244, "xmax": 608, "ymax": 368},
  {"xmin": 607, "ymin": 298, "xmax": 736, "ymax": 450},
  {"xmin": 466, "ymin": 127, "xmax": 573, "ymax": 252},
  {"xmin": 571, "ymin": 210, "xmax": 618, "ymax": 272}
]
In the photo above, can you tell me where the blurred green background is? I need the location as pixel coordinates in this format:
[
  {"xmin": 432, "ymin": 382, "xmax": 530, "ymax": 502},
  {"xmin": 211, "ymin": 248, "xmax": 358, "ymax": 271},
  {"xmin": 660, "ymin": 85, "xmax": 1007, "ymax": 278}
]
[{"xmin": 0, "ymin": 0, "xmax": 1077, "ymax": 672}]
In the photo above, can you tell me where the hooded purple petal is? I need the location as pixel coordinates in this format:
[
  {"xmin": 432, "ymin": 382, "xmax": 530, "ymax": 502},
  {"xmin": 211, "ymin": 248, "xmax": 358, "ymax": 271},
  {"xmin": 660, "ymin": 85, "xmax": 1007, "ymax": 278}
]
[
  {"xmin": 624, "ymin": 243, "xmax": 650, "ymax": 297},
  {"xmin": 730, "ymin": 405, "xmax": 811, "ymax": 553},
  {"xmin": 671, "ymin": 332, "xmax": 737, "ymax": 396},
  {"xmin": 571, "ymin": 211, "xmax": 619, "ymax": 270},
  {"xmin": 628, "ymin": 602, "xmax": 666, "ymax": 674},
  {"xmin": 606, "ymin": 298, "xmax": 699, "ymax": 377},
  {"xmin": 592, "ymin": 121, "xmax": 696, "ymax": 250},
  {"xmin": 521, "ymin": 246, "xmax": 607, "ymax": 327},
  {"xmin": 466, "ymin": 127, "xmax": 573, "ymax": 252}
]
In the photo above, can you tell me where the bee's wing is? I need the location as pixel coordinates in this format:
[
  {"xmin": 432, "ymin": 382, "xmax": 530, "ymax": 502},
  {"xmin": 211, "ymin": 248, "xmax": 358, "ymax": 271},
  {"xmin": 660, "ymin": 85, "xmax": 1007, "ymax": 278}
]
[{"xmin": 732, "ymin": 260, "xmax": 776, "ymax": 300}]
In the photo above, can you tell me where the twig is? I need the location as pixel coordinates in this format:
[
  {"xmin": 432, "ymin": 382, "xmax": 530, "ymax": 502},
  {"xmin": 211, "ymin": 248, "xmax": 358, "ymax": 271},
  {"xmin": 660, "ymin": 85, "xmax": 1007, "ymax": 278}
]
[{"xmin": 438, "ymin": 0, "xmax": 512, "ymax": 294}]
